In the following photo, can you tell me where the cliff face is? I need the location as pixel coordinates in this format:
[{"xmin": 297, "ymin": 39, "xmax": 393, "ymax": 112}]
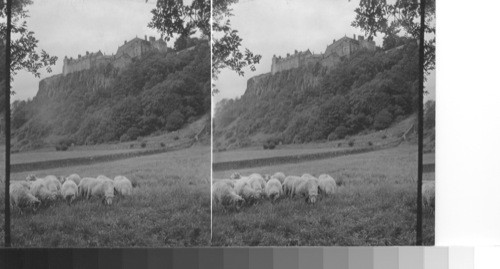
[
  {"xmin": 214, "ymin": 42, "xmax": 419, "ymax": 150},
  {"xmin": 13, "ymin": 42, "xmax": 210, "ymax": 150}
]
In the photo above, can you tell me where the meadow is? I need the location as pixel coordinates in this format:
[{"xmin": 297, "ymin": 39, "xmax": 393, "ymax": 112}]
[
  {"xmin": 0, "ymin": 145, "xmax": 210, "ymax": 247},
  {"xmin": 212, "ymin": 144, "xmax": 435, "ymax": 246}
]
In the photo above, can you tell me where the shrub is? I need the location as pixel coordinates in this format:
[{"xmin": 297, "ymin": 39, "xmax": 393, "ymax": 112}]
[
  {"xmin": 55, "ymin": 137, "xmax": 72, "ymax": 151},
  {"xmin": 268, "ymin": 142, "xmax": 276, "ymax": 150},
  {"xmin": 337, "ymin": 142, "xmax": 342, "ymax": 147},
  {"xmin": 126, "ymin": 127, "xmax": 141, "ymax": 141},
  {"xmin": 348, "ymin": 139, "xmax": 355, "ymax": 147},
  {"xmin": 166, "ymin": 110, "xmax": 185, "ymax": 131},
  {"xmin": 140, "ymin": 141, "xmax": 147, "ymax": 148},
  {"xmin": 130, "ymin": 144, "xmax": 134, "ymax": 148},
  {"xmin": 333, "ymin": 125, "xmax": 349, "ymax": 140},
  {"xmin": 120, "ymin": 134, "xmax": 131, "ymax": 142},
  {"xmin": 381, "ymin": 134, "xmax": 387, "ymax": 139},
  {"xmin": 368, "ymin": 141, "xmax": 373, "ymax": 146},
  {"xmin": 263, "ymin": 144, "xmax": 268, "ymax": 150},
  {"xmin": 160, "ymin": 142, "xmax": 166, "ymax": 147},
  {"xmin": 373, "ymin": 109, "xmax": 393, "ymax": 130},
  {"xmin": 55, "ymin": 145, "xmax": 68, "ymax": 151},
  {"xmin": 173, "ymin": 135, "xmax": 179, "ymax": 141}
]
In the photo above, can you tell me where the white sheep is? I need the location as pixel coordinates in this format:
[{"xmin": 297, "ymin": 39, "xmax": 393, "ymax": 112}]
[
  {"xmin": 248, "ymin": 173, "xmax": 266, "ymax": 193},
  {"xmin": 422, "ymin": 180, "xmax": 435, "ymax": 211},
  {"xmin": 293, "ymin": 177, "xmax": 319, "ymax": 204},
  {"xmin": 61, "ymin": 179, "xmax": 78, "ymax": 204},
  {"xmin": 212, "ymin": 180, "xmax": 244, "ymax": 209},
  {"xmin": 113, "ymin": 175, "xmax": 133, "ymax": 196},
  {"xmin": 27, "ymin": 174, "xmax": 61, "ymax": 197},
  {"xmin": 66, "ymin": 174, "xmax": 82, "ymax": 186},
  {"xmin": 272, "ymin": 172, "xmax": 286, "ymax": 184},
  {"xmin": 282, "ymin": 176, "xmax": 301, "ymax": 196},
  {"xmin": 234, "ymin": 178, "xmax": 261, "ymax": 203},
  {"xmin": 265, "ymin": 178, "xmax": 283, "ymax": 201},
  {"xmin": 29, "ymin": 178, "xmax": 57, "ymax": 203},
  {"xmin": 78, "ymin": 177, "xmax": 100, "ymax": 198},
  {"xmin": 318, "ymin": 174, "xmax": 337, "ymax": 195},
  {"xmin": 89, "ymin": 178, "xmax": 115, "ymax": 205},
  {"xmin": 10, "ymin": 181, "xmax": 41, "ymax": 213}
]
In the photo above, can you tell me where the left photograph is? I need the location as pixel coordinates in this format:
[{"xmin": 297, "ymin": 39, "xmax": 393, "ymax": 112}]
[{"xmin": 1, "ymin": 0, "xmax": 211, "ymax": 246}]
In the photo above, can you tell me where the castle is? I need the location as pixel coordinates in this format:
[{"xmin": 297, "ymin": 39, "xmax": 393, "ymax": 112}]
[
  {"xmin": 62, "ymin": 35, "xmax": 169, "ymax": 75},
  {"xmin": 271, "ymin": 34, "xmax": 376, "ymax": 75}
]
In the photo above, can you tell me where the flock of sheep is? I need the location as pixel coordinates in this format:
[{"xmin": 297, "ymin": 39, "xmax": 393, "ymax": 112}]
[
  {"xmin": 9, "ymin": 173, "xmax": 134, "ymax": 213},
  {"xmin": 213, "ymin": 172, "xmax": 338, "ymax": 210},
  {"xmin": 213, "ymin": 172, "xmax": 436, "ymax": 212}
]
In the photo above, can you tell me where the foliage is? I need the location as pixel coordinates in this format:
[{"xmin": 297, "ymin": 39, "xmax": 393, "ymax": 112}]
[
  {"xmin": 0, "ymin": 0, "xmax": 57, "ymax": 85},
  {"xmin": 215, "ymin": 43, "xmax": 419, "ymax": 147},
  {"xmin": 12, "ymin": 42, "xmax": 210, "ymax": 150},
  {"xmin": 351, "ymin": 0, "xmax": 435, "ymax": 75},
  {"xmin": 423, "ymin": 99, "xmax": 435, "ymax": 129},
  {"xmin": 148, "ymin": 0, "xmax": 261, "ymax": 94}
]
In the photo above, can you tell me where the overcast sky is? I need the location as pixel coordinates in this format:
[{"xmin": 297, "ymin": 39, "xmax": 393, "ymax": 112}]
[
  {"xmin": 12, "ymin": 0, "xmax": 162, "ymax": 101},
  {"xmin": 214, "ymin": 0, "xmax": 436, "ymax": 104}
]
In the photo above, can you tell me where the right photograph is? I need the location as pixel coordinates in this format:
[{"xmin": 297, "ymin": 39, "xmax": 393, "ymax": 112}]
[{"xmin": 212, "ymin": 0, "xmax": 435, "ymax": 246}]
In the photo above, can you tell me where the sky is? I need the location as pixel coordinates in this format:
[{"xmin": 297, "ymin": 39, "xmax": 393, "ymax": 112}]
[
  {"xmin": 214, "ymin": 0, "xmax": 436, "ymax": 104},
  {"xmin": 11, "ymin": 0, "xmax": 164, "ymax": 101}
]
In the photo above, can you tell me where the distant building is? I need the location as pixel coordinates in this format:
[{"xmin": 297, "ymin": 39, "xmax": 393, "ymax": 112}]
[
  {"xmin": 62, "ymin": 35, "xmax": 169, "ymax": 75},
  {"xmin": 271, "ymin": 34, "xmax": 376, "ymax": 75}
]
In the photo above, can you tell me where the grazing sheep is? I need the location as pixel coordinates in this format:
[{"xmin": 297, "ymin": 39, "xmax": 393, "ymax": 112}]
[
  {"xmin": 78, "ymin": 177, "xmax": 100, "ymax": 198},
  {"xmin": 29, "ymin": 179, "xmax": 57, "ymax": 203},
  {"xmin": 27, "ymin": 174, "xmax": 61, "ymax": 196},
  {"xmin": 89, "ymin": 178, "xmax": 115, "ymax": 205},
  {"xmin": 234, "ymin": 178, "xmax": 260, "ymax": 203},
  {"xmin": 317, "ymin": 174, "xmax": 337, "ymax": 195},
  {"xmin": 61, "ymin": 179, "xmax": 78, "ymax": 204},
  {"xmin": 10, "ymin": 182, "xmax": 41, "ymax": 213},
  {"xmin": 282, "ymin": 176, "xmax": 301, "ymax": 196},
  {"xmin": 113, "ymin": 175, "xmax": 133, "ymax": 196},
  {"xmin": 66, "ymin": 174, "xmax": 82, "ymax": 186},
  {"xmin": 293, "ymin": 177, "xmax": 319, "ymax": 204},
  {"xmin": 422, "ymin": 180, "xmax": 435, "ymax": 211},
  {"xmin": 265, "ymin": 178, "xmax": 283, "ymax": 201},
  {"xmin": 272, "ymin": 172, "xmax": 286, "ymax": 184},
  {"xmin": 212, "ymin": 181, "xmax": 244, "ymax": 209},
  {"xmin": 248, "ymin": 173, "xmax": 266, "ymax": 192},
  {"xmin": 230, "ymin": 172, "xmax": 241, "ymax": 179}
]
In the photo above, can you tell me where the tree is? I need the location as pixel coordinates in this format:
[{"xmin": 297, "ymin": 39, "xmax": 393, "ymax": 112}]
[
  {"xmin": 351, "ymin": 0, "xmax": 435, "ymax": 75},
  {"xmin": 0, "ymin": 0, "xmax": 58, "ymax": 86},
  {"xmin": 148, "ymin": 0, "xmax": 261, "ymax": 94}
]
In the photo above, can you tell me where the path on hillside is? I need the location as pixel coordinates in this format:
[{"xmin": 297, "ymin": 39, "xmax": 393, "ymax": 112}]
[
  {"xmin": 213, "ymin": 139, "xmax": 435, "ymax": 173},
  {"xmin": 10, "ymin": 140, "xmax": 195, "ymax": 173}
]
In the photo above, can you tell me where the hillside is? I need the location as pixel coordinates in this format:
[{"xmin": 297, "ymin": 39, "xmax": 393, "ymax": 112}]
[
  {"xmin": 214, "ymin": 41, "xmax": 419, "ymax": 150},
  {"xmin": 11, "ymin": 41, "xmax": 210, "ymax": 151}
]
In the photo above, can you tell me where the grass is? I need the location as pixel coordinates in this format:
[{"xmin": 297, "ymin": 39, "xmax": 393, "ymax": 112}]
[
  {"xmin": 0, "ymin": 145, "xmax": 210, "ymax": 247},
  {"xmin": 212, "ymin": 144, "xmax": 434, "ymax": 246}
]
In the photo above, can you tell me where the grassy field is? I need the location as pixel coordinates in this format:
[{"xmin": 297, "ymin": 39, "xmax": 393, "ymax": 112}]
[
  {"xmin": 0, "ymin": 145, "xmax": 210, "ymax": 247},
  {"xmin": 212, "ymin": 144, "xmax": 434, "ymax": 246}
]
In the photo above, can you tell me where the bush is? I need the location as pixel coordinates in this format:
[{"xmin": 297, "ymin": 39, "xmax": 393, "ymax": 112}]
[
  {"xmin": 173, "ymin": 135, "xmax": 179, "ymax": 141},
  {"xmin": 166, "ymin": 110, "xmax": 185, "ymax": 131},
  {"xmin": 120, "ymin": 134, "xmax": 131, "ymax": 142},
  {"xmin": 160, "ymin": 142, "xmax": 166, "ymax": 147},
  {"xmin": 368, "ymin": 141, "xmax": 373, "ymax": 146},
  {"xmin": 337, "ymin": 142, "xmax": 342, "ymax": 147},
  {"xmin": 130, "ymin": 144, "xmax": 134, "ymax": 148},
  {"xmin": 140, "ymin": 141, "xmax": 147, "ymax": 148},
  {"xmin": 126, "ymin": 127, "xmax": 141, "ymax": 141},
  {"xmin": 333, "ymin": 125, "xmax": 349, "ymax": 140},
  {"xmin": 373, "ymin": 109, "xmax": 393, "ymax": 130},
  {"xmin": 381, "ymin": 134, "xmax": 387, "ymax": 139},
  {"xmin": 348, "ymin": 139, "xmax": 355, "ymax": 147},
  {"xmin": 55, "ymin": 137, "xmax": 72, "ymax": 151},
  {"xmin": 263, "ymin": 144, "xmax": 268, "ymax": 150},
  {"xmin": 55, "ymin": 145, "xmax": 68, "ymax": 151},
  {"xmin": 268, "ymin": 143, "xmax": 276, "ymax": 150}
]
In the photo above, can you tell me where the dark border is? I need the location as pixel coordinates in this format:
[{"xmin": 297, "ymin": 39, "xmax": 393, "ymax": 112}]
[{"xmin": 4, "ymin": 0, "xmax": 12, "ymax": 247}]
